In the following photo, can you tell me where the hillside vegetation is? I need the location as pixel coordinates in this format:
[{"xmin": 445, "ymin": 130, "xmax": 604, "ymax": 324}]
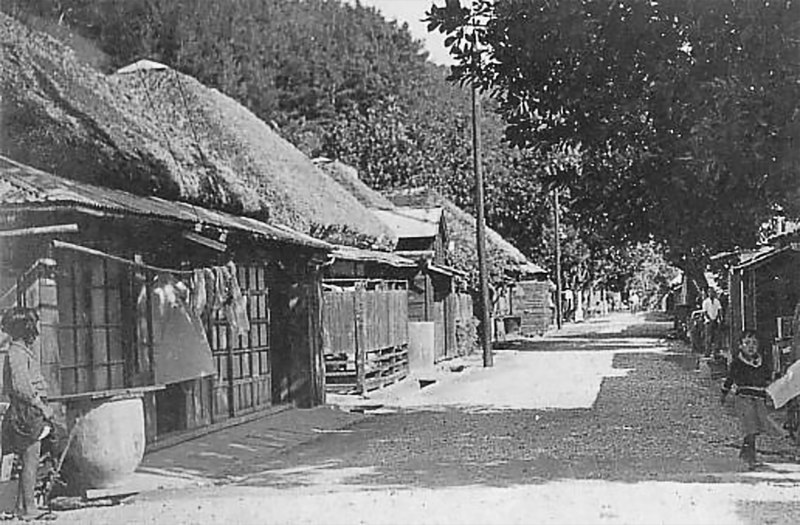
[{"xmin": 2, "ymin": 0, "xmax": 553, "ymax": 263}]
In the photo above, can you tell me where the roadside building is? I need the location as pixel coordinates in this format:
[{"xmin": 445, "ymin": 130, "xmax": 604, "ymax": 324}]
[
  {"xmin": 729, "ymin": 242, "xmax": 800, "ymax": 375},
  {"xmin": 0, "ymin": 14, "xmax": 400, "ymax": 449},
  {"xmin": 386, "ymin": 187, "xmax": 550, "ymax": 341},
  {"xmin": 0, "ymin": 157, "xmax": 331, "ymax": 449}
]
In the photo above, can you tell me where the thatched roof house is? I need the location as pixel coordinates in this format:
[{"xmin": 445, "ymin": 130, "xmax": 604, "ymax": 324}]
[
  {"xmin": 0, "ymin": 14, "xmax": 392, "ymax": 249},
  {"xmin": 313, "ymin": 159, "xmax": 395, "ymax": 210},
  {"xmin": 386, "ymin": 187, "xmax": 547, "ymax": 287}
]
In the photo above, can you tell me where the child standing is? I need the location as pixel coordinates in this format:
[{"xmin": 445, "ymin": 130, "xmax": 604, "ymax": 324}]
[{"xmin": 720, "ymin": 331, "xmax": 782, "ymax": 469}]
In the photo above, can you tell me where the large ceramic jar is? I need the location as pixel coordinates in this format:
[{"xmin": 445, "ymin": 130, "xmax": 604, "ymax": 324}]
[{"xmin": 65, "ymin": 395, "xmax": 145, "ymax": 490}]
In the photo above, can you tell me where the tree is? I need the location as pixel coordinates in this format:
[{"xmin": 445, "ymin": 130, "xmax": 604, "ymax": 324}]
[
  {"xmin": 4, "ymin": 0, "xmax": 652, "ymax": 292},
  {"xmin": 427, "ymin": 0, "xmax": 800, "ymax": 281}
]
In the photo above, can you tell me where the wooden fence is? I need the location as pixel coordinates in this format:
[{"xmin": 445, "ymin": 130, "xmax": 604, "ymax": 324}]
[
  {"xmin": 452, "ymin": 293, "xmax": 475, "ymax": 356},
  {"xmin": 322, "ymin": 280, "xmax": 409, "ymax": 393}
]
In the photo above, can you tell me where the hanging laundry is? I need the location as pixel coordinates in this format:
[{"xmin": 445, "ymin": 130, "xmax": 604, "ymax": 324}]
[
  {"xmin": 203, "ymin": 268, "xmax": 216, "ymax": 312},
  {"xmin": 224, "ymin": 261, "xmax": 250, "ymax": 336},
  {"xmin": 212, "ymin": 265, "xmax": 227, "ymax": 311},
  {"xmin": 149, "ymin": 273, "xmax": 215, "ymax": 384},
  {"xmin": 191, "ymin": 269, "xmax": 207, "ymax": 316}
]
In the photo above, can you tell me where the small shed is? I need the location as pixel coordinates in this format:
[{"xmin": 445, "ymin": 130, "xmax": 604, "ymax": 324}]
[
  {"xmin": 370, "ymin": 206, "xmax": 463, "ymax": 361},
  {"xmin": 321, "ymin": 246, "xmax": 416, "ymax": 393}
]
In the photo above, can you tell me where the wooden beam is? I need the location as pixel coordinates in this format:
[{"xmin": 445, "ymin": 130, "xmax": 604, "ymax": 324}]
[
  {"xmin": 0, "ymin": 223, "xmax": 78, "ymax": 237},
  {"xmin": 183, "ymin": 231, "xmax": 227, "ymax": 252}
]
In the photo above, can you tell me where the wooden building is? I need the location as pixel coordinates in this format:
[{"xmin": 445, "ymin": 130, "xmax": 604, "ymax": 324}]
[
  {"xmin": 387, "ymin": 187, "xmax": 550, "ymax": 341},
  {"xmin": 371, "ymin": 206, "xmax": 466, "ymax": 362},
  {"xmin": 320, "ymin": 246, "xmax": 417, "ymax": 393},
  {"xmin": 0, "ymin": 157, "xmax": 331, "ymax": 448},
  {"xmin": 729, "ymin": 244, "xmax": 800, "ymax": 373}
]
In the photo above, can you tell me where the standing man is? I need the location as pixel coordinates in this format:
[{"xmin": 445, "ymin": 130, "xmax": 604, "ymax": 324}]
[
  {"xmin": 1, "ymin": 307, "xmax": 53, "ymax": 521},
  {"xmin": 629, "ymin": 291, "xmax": 640, "ymax": 314},
  {"xmin": 702, "ymin": 288, "xmax": 723, "ymax": 358}
]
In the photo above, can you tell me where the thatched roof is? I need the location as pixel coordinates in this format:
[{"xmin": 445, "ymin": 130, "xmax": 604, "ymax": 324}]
[
  {"xmin": 312, "ymin": 159, "xmax": 396, "ymax": 210},
  {"xmin": 0, "ymin": 155, "xmax": 331, "ymax": 251},
  {"xmin": 371, "ymin": 208, "xmax": 443, "ymax": 239},
  {"xmin": 0, "ymin": 15, "xmax": 393, "ymax": 249},
  {"xmin": 387, "ymin": 187, "xmax": 547, "ymax": 285}
]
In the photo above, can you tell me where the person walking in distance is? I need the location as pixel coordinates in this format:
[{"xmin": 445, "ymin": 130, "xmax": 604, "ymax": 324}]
[
  {"xmin": 720, "ymin": 331, "xmax": 783, "ymax": 470},
  {"xmin": 0, "ymin": 307, "xmax": 54, "ymax": 521},
  {"xmin": 702, "ymin": 288, "xmax": 723, "ymax": 357}
]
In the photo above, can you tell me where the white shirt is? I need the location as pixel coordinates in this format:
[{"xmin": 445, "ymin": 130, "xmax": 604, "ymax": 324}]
[{"xmin": 702, "ymin": 297, "xmax": 722, "ymax": 322}]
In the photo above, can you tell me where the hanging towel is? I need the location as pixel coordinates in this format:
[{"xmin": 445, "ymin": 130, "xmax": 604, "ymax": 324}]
[
  {"xmin": 191, "ymin": 269, "xmax": 207, "ymax": 315},
  {"xmin": 224, "ymin": 261, "xmax": 250, "ymax": 336},
  {"xmin": 767, "ymin": 359, "xmax": 800, "ymax": 409},
  {"xmin": 203, "ymin": 268, "xmax": 216, "ymax": 311},
  {"xmin": 212, "ymin": 265, "xmax": 227, "ymax": 310}
]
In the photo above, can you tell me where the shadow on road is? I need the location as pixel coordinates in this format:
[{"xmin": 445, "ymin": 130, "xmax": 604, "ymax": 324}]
[{"xmin": 238, "ymin": 348, "xmax": 758, "ymax": 491}]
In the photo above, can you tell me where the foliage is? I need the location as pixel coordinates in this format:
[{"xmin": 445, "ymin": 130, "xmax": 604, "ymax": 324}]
[
  {"xmin": 427, "ymin": 0, "xmax": 800, "ymax": 272},
  {"xmin": 3, "ymin": 0, "xmax": 688, "ymax": 295}
]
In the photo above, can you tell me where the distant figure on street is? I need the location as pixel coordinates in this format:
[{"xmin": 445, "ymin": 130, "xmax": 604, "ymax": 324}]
[
  {"xmin": 720, "ymin": 331, "xmax": 783, "ymax": 470},
  {"xmin": 702, "ymin": 288, "xmax": 723, "ymax": 357},
  {"xmin": 629, "ymin": 292, "xmax": 640, "ymax": 313},
  {"xmin": 0, "ymin": 307, "xmax": 54, "ymax": 521}
]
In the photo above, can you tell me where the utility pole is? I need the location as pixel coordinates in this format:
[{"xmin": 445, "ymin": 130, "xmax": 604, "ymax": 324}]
[
  {"xmin": 553, "ymin": 188, "xmax": 563, "ymax": 330},
  {"xmin": 473, "ymin": 83, "xmax": 493, "ymax": 367}
]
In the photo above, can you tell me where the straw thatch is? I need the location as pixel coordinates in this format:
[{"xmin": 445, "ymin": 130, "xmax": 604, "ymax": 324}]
[
  {"xmin": 312, "ymin": 159, "xmax": 395, "ymax": 210},
  {"xmin": 0, "ymin": 14, "xmax": 393, "ymax": 249},
  {"xmin": 386, "ymin": 187, "xmax": 547, "ymax": 285}
]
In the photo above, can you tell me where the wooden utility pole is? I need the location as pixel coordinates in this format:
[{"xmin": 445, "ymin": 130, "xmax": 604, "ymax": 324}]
[
  {"xmin": 553, "ymin": 188, "xmax": 563, "ymax": 329},
  {"xmin": 472, "ymin": 84, "xmax": 493, "ymax": 367}
]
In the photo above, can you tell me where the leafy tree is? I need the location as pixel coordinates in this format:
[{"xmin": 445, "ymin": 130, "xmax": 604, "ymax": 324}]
[
  {"xmin": 427, "ymin": 0, "xmax": 800, "ymax": 284},
  {"xmin": 3, "ymin": 0, "xmax": 668, "ymax": 294}
]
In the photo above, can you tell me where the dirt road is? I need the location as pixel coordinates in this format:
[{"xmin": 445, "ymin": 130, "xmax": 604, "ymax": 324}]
[{"xmin": 55, "ymin": 313, "xmax": 800, "ymax": 525}]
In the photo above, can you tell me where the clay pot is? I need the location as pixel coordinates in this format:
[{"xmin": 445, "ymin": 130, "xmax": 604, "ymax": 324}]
[{"xmin": 65, "ymin": 396, "xmax": 145, "ymax": 490}]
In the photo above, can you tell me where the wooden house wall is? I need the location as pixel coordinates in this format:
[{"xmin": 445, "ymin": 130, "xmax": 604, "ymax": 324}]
[
  {"xmin": 431, "ymin": 272, "xmax": 452, "ymax": 362},
  {"xmin": 730, "ymin": 252, "xmax": 800, "ymax": 360},
  {"xmin": 408, "ymin": 272, "xmax": 431, "ymax": 322},
  {"xmin": 1, "ymin": 211, "xmax": 326, "ymax": 445},
  {"xmin": 754, "ymin": 253, "xmax": 800, "ymax": 353}
]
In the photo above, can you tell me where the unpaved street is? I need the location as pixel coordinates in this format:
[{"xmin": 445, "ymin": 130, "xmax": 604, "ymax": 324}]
[{"xmin": 56, "ymin": 313, "xmax": 800, "ymax": 524}]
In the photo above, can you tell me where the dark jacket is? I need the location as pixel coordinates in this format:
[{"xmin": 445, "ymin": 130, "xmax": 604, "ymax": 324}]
[{"xmin": 721, "ymin": 353, "xmax": 771, "ymax": 398}]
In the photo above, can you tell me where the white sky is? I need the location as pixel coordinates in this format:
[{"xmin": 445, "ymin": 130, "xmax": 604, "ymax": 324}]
[{"xmin": 345, "ymin": 0, "xmax": 453, "ymax": 65}]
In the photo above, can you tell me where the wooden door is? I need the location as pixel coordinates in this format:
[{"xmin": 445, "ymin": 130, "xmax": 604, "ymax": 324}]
[{"xmin": 208, "ymin": 264, "xmax": 271, "ymax": 420}]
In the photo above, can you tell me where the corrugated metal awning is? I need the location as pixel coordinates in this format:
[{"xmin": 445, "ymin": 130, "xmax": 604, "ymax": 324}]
[
  {"xmin": 0, "ymin": 156, "xmax": 331, "ymax": 251},
  {"xmin": 427, "ymin": 262, "xmax": 467, "ymax": 278},
  {"xmin": 331, "ymin": 245, "xmax": 417, "ymax": 268},
  {"xmin": 732, "ymin": 246, "xmax": 790, "ymax": 271}
]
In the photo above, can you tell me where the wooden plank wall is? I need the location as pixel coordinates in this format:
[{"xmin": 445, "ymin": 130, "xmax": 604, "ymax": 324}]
[
  {"xmin": 322, "ymin": 285, "xmax": 409, "ymax": 393},
  {"xmin": 453, "ymin": 293, "xmax": 474, "ymax": 356},
  {"xmin": 444, "ymin": 293, "xmax": 458, "ymax": 359}
]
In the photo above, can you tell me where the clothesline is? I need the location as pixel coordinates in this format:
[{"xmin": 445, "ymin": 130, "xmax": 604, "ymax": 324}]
[{"xmin": 52, "ymin": 240, "xmax": 199, "ymax": 276}]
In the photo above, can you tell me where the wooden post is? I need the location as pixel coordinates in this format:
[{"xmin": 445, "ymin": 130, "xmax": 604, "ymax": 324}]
[
  {"xmin": 553, "ymin": 188, "xmax": 563, "ymax": 330},
  {"xmin": 473, "ymin": 83, "xmax": 493, "ymax": 368},
  {"xmin": 355, "ymin": 286, "xmax": 367, "ymax": 394},
  {"xmin": 306, "ymin": 278, "xmax": 326, "ymax": 406}
]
